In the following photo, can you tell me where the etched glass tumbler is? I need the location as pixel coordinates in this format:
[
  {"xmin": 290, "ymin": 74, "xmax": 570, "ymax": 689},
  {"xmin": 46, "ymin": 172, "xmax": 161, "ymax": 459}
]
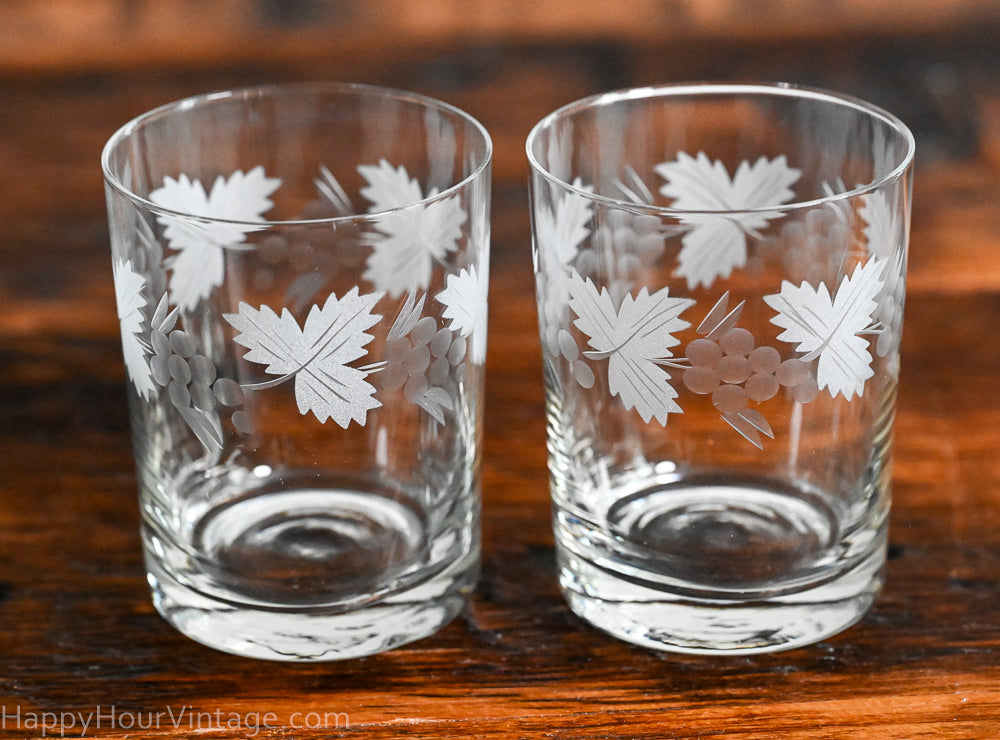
[
  {"xmin": 102, "ymin": 84, "xmax": 491, "ymax": 660},
  {"xmin": 527, "ymin": 83, "xmax": 913, "ymax": 654}
]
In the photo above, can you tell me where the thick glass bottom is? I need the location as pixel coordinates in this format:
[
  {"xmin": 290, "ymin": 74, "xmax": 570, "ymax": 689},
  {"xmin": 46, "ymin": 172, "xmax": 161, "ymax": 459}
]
[
  {"xmin": 555, "ymin": 475, "xmax": 886, "ymax": 654},
  {"xmin": 143, "ymin": 483, "xmax": 477, "ymax": 661}
]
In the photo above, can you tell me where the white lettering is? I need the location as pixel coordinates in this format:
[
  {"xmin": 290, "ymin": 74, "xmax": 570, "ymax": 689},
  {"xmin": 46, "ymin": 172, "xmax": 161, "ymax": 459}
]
[
  {"xmin": 0, "ymin": 704, "xmax": 347, "ymax": 735},
  {"xmin": 1, "ymin": 705, "xmax": 20, "ymax": 729},
  {"xmin": 77, "ymin": 710, "xmax": 93, "ymax": 736},
  {"xmin": 95, "ymin": 704, "xmax": 116, "ymax": 728},
  {"xmin": 165, "ymin": 704, "xmax": 189, "ymax": 728}
]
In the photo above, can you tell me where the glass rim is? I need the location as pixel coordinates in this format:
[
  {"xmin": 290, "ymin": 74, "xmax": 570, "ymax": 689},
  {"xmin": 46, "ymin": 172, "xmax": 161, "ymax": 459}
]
[
  {"xmin": 101, "ymin": 81, "xmax": 493, "ymax": 227},
  {"xmin": 525, "ymin": 81, "xmax": 916, "ymax": 216}
]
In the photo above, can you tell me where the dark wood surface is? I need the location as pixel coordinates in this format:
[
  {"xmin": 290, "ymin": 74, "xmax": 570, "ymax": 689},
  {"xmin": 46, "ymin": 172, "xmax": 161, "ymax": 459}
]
[{"xmin": 3, "ymin": 4, "xmax": 1000, "ymax": 737}]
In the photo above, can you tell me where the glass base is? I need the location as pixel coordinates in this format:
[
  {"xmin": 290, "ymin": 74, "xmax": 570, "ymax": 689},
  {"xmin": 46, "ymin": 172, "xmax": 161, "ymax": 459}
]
[
  {"xmin": 147, "ymin": 565, "xmax": 472, "ymax": 661},
  {"xmin": 555, "ymin": 476, "xmax": 886, "ymax": 655},
  {"xmin": 143, "ymin": 484, "xmax": 477, "ymax": 661}
]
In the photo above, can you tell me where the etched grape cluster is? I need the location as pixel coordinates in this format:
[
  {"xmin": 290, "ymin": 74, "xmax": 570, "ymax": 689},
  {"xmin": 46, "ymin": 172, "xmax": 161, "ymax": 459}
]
[
  {"xmin": 380, "ymin": 310, "xmax": 466, "ymax": 423},
  {"xmin": 555, "ymin": 328, "xmax": 596, "ymax": 389},
  {"xmin": 253, "ymin": 220, "xmax": 364, "ymax": 313},
  {"xmin": 682, "ymin": 328, "xmax": 819, "ymax": 413},
  {"xmin": 383, "ymin": 318, "xmax": 463, "ymax": 395},
  {"xmin": 249, "ymin": 172, "xmax": 370, "ymax": 310},
  {"xmin": 774, "ymin": 204, "xmax": 858, "ymax": 284},
  {"xmin": 576, "ymin": 211, "xmax": 666, "ymax": 280},
  {"xmin": 148, "ymin": 303, "xmax": 252, "ymax": 439}
]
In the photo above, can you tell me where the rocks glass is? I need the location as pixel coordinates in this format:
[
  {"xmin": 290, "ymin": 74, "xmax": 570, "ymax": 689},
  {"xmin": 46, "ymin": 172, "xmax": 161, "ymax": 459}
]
[
  {"xmin": 527, "ymin": 83, "xmax": 913, "ymax": 654},
  {"xmin": 103, "ymin": 83, "xmax": 491, "ymax": 660}
]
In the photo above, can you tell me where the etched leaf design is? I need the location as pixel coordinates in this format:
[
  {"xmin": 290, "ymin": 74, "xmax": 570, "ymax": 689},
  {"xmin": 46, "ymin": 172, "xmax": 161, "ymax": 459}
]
[
  {"xmin": 113, "ymin": 257, "xmax": 155, "ymax": 399},
  {"xmin": 387, "ymin": 290, "xmax": 426, "ymax": 341},
  {"xmin": 534, "ymin": 178, "xmax": 594, "ymax": 273},
  {"xmin": 568, "ymin": 270, "xmax": 694, "ymax": 424},
  {"xmin": 656, "ymin": 152, "xmax": 800, "ymax": 288},
  {"xmin": 436, "ymin": 265, "xmax": 489, "ymax": 364},
  {"xmin": 314, "ymin": 165, "xmax": 353, "ymax": 215},
  {"xmin": 534, "ymin": 179, "xmax": 594, "ymax": 356},
  {"xmin": 722, "ymin": 409, "xmax": 775, "ymax": 450},
  {"xmin": 150, "ymin": 167, "xmax": 281, "ymax": 311},
  {"xmin": 764, "ymin": 257, "xmax": 885, "ymax": 400},
  {"xmin": 224, "ymin": 288, "xmax": 385, "ymax": 427},
  {"xmin": 359, "ymin": 160, "xmax": 425, "ymax": 211},
  {"xmin": 860, "ymin": 191, "xmax": 906, "ymax": 358},
  {"xmin": 359, "ymin": 160, "xmax": 467, "ymax": 297}
]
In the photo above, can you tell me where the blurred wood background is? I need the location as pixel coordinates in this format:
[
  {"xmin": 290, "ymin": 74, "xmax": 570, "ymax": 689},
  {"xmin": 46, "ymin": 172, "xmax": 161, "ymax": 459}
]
[
  {"xmin": 0, "ymin": 0, "xmax": 997, "ymax": 70},
  {"xmin": 3, "ymin": 1, "xmax": 1000, "ymax": 737}
]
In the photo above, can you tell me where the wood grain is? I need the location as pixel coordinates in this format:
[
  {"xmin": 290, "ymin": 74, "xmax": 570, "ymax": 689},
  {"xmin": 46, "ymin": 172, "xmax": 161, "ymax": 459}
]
[
  {"xmin": 2, "ymin": 4, "xmax": 1000, "ymax": 737},
  {"xmin": 4, "ymin": 0, "xmax": 1000, "ymax": 73}
]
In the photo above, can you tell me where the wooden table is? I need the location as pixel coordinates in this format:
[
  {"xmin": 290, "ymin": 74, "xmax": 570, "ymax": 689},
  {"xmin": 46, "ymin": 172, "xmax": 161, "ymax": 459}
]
[{"xmin": 2, "ymin": 4, "xmax": 1000, "ymax": 737}]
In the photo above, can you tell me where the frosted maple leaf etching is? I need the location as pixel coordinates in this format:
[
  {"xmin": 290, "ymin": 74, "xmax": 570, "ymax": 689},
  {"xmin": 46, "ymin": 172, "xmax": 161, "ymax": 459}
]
[
  {"xmin": 656, "ymin": 152, "xmax": 800, "ymax": 289},
  {"xmin": 534, "ymin": 179, "xmax": 594, "ymax": 354},
  {"xmin": 113, "ymin": 257, "xmax": 156, "ymax": 399},
  {"xmin": 224, "ymin": 288, "xmax": 385, "ymax": 428},
  {"xmin": 436, "ymin": 265, "xmax": 489, "ymax": 365},
  {"xmin": 150, "ymin": 167, "xmax": 281, "ymax": 312},
  {"xmin": 764, "ymin": 257, "xmax": 886, "ymax": 400},
  {"xmin": 568, "ymin": 270, "xmax": 694, "ymax": 425},
  {"xmin": 359, "ymin": 160, "xmax": 467, "ymax": 298},
  {"xmin": 860, "ymin": 190, "xmax": 906, "ymax": 263},
  {"xmin": 533, "ymin": 178, "xmax": 593, "ymax": 277}
]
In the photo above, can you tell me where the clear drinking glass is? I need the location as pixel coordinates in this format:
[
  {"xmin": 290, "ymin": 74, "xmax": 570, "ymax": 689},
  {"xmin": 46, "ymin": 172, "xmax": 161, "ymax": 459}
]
[
  {"xmin": 527, "ymin": 83, "xmax": 914, "ymax": 654},
  {"xmin": 102, "ymin": 83, "xmax": 491, "ymax": 660}
]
